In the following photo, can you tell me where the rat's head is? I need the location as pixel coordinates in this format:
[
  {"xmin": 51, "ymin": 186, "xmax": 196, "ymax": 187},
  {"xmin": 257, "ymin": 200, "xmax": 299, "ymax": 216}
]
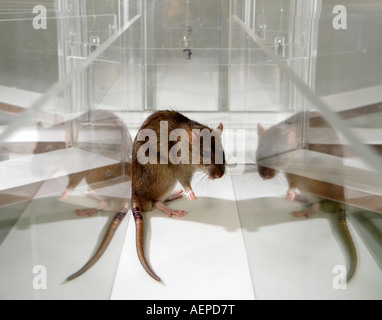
[
  {"xmin": 32, "ymin": 122, "xmax": 68, "ymax": 176},
  {"xmin": 256, "ymin": 122, "xmax": 297, "ymax": 180},
  {"xmin": 257, "ymin": 165, "xmax": 278, "ymax": 180},
  {"xmin": 190, "ymin": 123, "xmax": 226, "ymax": 180}
]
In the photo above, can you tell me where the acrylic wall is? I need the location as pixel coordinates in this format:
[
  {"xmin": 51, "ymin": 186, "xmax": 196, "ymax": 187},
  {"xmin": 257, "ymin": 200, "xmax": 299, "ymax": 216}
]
[
  {"xmin": 0, "ymin": 0, "xmax": 381, "ymax": 299},
  {"xmin": 0, "ymin": 0, "xmax": 143, "ymax": 299},
  {"xmin": 232, "ymin": 0, "xmax": 382, "ymax": 299}
]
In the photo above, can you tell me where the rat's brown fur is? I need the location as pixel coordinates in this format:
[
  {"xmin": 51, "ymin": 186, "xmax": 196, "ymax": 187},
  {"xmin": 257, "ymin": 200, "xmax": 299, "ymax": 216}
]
[{"xmin": 132, "ymin": 110, "xmax": 225, "ymax": 281}]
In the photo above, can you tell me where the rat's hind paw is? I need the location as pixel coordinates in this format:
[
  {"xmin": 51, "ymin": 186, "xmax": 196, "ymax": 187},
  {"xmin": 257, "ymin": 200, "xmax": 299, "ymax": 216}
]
[{"xmin": 76, "ymin": 208, "xmax": 98, "ymax": 217}]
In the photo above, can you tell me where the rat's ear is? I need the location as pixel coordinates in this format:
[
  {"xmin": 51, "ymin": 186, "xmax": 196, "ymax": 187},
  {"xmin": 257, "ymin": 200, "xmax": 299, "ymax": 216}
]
[
  {"xmin": 215, "ymin": 122, "xmax": 223, "ymax": 136},
  {"xmin": 257, "ymin": 124, "xmax": 265, "ymax": 136},
  {"xmin": 188, "ymin": 130, "xmax": 198, "ymax": 145}
]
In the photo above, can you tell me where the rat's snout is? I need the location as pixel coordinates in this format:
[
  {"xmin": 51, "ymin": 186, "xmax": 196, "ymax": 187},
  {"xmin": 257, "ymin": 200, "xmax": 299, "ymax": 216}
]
[
  {"xmin": 209, "ymin": 172, "xmax": 223, "ymax": 180},
  {"xmin": 260, "ymin": 171, "xmax": 273, "ymax": 180},
  {"xmin": 258, "ymin": 165, "xmax": 277, "ymax": 180},
  {"xmin": 214, "ymin": 171, "xmax": 224, "ymax": 179},
  {"xmin": 207, "ymin": 165, "xmax": 225, "ymax": 180}
]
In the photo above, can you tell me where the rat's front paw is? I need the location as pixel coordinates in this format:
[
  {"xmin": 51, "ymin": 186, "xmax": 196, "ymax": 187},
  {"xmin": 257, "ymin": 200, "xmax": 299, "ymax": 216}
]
[
  {"xmin": 285, "ymin": 189, "xmax": 297, "ymax": 201},
  {"xmin": 186, "ymin": 190, "xmax": 197, "ymax": 201}
]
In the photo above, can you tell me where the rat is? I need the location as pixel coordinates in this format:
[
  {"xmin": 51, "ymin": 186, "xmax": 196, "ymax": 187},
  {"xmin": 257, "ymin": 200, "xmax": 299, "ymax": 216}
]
[
  {"xmin": 256, "ymin": 111, "xmax": 357, "ymax": 282},
  {"xmin": 66, "ymin": 110, "xmax": 226, "ymax": 282},
  {"xmin": 33, "ymin": 110, "xmax": 132, "ymax": 200},
  {"xmin": 32, "ymin": 110, "xmax": 133, "ymax": 282},
  {"xmin": 131, "ymin": 110, "xmax": 226, "ymax": 281}
]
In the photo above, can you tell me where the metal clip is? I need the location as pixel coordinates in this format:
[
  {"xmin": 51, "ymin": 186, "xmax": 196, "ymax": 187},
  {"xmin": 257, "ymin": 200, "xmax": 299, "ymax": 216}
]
[
  {"xmin": 274, "ymin": 36, "xmax": 285, "ymax": 58},
  {"xmin": 89, "ymin": 35, "xmax": 100, "ymax": 53}
]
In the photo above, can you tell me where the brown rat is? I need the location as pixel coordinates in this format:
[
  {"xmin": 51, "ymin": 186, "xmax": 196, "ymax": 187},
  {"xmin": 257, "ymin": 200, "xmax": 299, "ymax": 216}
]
[
  {"xmin": 66, "ymin": 110, "xmax": 226, "ymax": 282},
  {"xmin": 132, "ymin": 110, "xmax": 226, "ymax": 281},
  {"xmin": 256, "ymin": 111, "xmax": 357, "ymax": 282}
]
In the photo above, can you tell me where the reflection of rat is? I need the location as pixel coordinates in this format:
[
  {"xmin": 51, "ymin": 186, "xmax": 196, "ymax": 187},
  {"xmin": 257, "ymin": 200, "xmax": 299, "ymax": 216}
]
[
  {"xmin": 256, "ymin": 112, "xmax": 357, "ymax": 282},
  {"xmin": 132, "ymin": 110, "xmax": 226, "ymax": 281},
  {"xmin": 37, "ymin": 110, "xmax": 134, "ymax": 282},
  {"xmin": 65, "ymin": 177, "xmax": 131, "ymax": 282},
  {"xmin": 33, "ymin": 110, "xmax": 132, "ymax": 200}
]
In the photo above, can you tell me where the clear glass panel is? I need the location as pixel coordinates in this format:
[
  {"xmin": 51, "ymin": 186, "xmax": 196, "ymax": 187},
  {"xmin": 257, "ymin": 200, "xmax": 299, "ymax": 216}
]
[
  {"xmin": 232, "ymin": 2, "xmax": 382, "ymax": 299},
  {"xmin": 145, "ymin": 0, "xmax": 231, "ymax": 111},
  {"xmin": 0, "ymin": 1, "xmax": 56, "ymax": 13},
  {"xmin": 0, "ymin": 1, "xmax": 142, "ymax": 299},
  {"xmin": 0, "ymin": 15, "xmax": 60, "ymax": 95},
  {"xmin": 230, "ymin": 0, "xmax": 313, "ymax": 112}
]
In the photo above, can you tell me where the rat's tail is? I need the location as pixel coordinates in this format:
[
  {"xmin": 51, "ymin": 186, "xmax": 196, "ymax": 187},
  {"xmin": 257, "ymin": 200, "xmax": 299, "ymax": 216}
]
[
  {"xmin": 337, "ymin": 204, "xmax": 358, "ymax": 283},
  {"xmin": 65, "ymin": 207, "xmax": 128, "ymax": 282},
  {"xmin": 133, "ymin": 206, "xmax": 161, "ymax": 281}
]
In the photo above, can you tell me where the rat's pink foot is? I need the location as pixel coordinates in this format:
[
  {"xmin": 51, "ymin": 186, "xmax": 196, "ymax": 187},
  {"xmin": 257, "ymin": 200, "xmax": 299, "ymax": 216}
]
[
  {"xmin": 75, "ymin": 200, "xmax": 107, "ymax": 217},
  {"xmin": 155, "ymin": 201, "xmax": 186, "ymax": 218},
  {"xmin": 167, "ymin": 209, "xmax": 186, "ymax": 218},
  {"xmin": 292, "ymin": 210, "xmax": 310, "ymax": 218},
  {"xmin": 164, "ymin": 190, "xmax": 184, "ymax": 202},
  {"xmin": 186, "ymin": 189, "xmax": 197, "ymax": 201},
  {"xmin": 285, "ymin": 188, "xmax": 297, "ymax": 201},
  {"xmin": 76, "ymin": 208, "xmax": 99, "ymax": 217},
  {"xmin": 60, "ymin": 188, "xmax": 72, "ymax": 200},
  {"xmin": 293, "ymin": 202, "xmax": 320, "ymax": 219}
]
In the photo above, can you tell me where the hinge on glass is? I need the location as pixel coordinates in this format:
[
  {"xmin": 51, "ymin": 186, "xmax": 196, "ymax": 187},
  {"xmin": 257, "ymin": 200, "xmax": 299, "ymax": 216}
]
[
  {"xmin": 89, "ymin": 35, "xmax": 100, "ymax": 53},
  {"xmin": 257, "ymin": 24, "xmax": 266, "ymax": 39},
  {"xmin": 274, "ymin": 36, "xmax": 285, "ymax": 58}
]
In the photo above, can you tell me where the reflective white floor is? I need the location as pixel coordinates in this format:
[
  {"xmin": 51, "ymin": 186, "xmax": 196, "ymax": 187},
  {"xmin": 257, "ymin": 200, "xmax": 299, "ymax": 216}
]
[
  {"xmin": 231, "ymin": 168, "xmax": 382, "ymax": 300},
  {"xmin": 110, "ymin": 169, "xmax": 382, "ymax": 300},
  {"xmin": 111, "ymin": 173, "xmax": 255, "ymax": 300},
  {"xmin": 0, "ymin": 177, "xmax": 130, "ymax": 300},
  {"xmin": 1, "ymin": 155, "xmax": 382, "ymax": 299}
]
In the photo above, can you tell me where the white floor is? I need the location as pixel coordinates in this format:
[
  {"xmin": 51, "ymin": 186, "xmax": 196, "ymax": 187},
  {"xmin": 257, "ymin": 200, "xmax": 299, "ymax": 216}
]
[
  {"xmin": 111, "ymin": 173, "xmax": 255, "ymax": 300},
  {"xmin": 231, "ymin": 168, "xmax": 382, "ymax": 300},
  {"xmin": 1, "ymin": 168, "xmax": 382, "ymax": 300},
  {"xmin": 0, "ymin": 178, "xmax": 130, "ymax": 300}
]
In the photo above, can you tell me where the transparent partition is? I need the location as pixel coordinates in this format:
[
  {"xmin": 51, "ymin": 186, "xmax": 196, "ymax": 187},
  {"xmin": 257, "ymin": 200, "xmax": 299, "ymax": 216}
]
[
  {"xmin": 0, "ymin": 1, "xmax": 143, "ymax": 299},
  {"xmin": 0, "ymin": 9, "xmax": 121, "ymax": 158},
  {"xmin": 0, "ymin": 1, "xmax": 56, "ymax": 13},
  {"xmin": 230, "ymin": 1, "xmax": 314, "ymax": 113},
  {"xmin": 145, "ymin": 0, "xmax": 231, "ymax": 111},
  {"xmin": 231, "ymin": 2, "xmax": 382, "ymax": 299}
]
